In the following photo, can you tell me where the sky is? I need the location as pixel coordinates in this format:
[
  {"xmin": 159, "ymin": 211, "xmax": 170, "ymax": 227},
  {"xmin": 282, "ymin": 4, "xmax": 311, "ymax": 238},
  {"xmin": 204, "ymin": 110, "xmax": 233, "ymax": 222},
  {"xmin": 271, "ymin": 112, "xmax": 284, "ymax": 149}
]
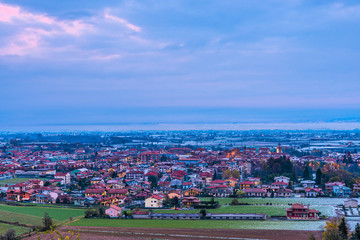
[{"xmin": 1, "ymin": 0, "xmax": 360, "ymax": 131}]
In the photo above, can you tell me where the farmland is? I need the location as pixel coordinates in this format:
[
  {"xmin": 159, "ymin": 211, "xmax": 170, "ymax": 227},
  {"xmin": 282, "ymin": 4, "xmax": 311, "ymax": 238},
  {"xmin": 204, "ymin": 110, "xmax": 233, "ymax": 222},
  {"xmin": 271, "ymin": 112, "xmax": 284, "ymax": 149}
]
[
  {"xmin": 152, "ymin": 197, "xmax": 342, "ymax": 217},
  {"xmin": 69, "ymin": 218, "xmax": 326, "ymax": 231},
  {"xmin": 200, "ymin": 197, "xmax": 356, "ymax": 207},
  {"xmin": 154, "ymin": 205, "xmax": 287, "ymax": 217},
  {"xmin": 0, "ymin": 204, "xmax": 85, "ymax": 229},
  {"xmin": 0, "ymin": 178, "xmax": 49, "ymax": 186}
]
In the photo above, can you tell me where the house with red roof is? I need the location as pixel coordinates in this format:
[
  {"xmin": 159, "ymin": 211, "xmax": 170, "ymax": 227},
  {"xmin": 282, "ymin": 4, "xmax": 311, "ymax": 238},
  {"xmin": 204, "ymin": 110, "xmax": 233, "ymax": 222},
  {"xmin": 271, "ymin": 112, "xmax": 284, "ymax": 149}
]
[
  {"xmin": 85, "ymin": 188, "xmax": 106, "ymax": 197},
  {"xmin": 271, "ymin": 181, "xmax": 289, "ymax": 189},
  {"xmin": 239, "ymin": 181, "xmax": 255, "ymax": 190},
  {"xmin": 243, "ymin": 188, "xmax": 267, "ymax": 197},
  {"xmin": 276, "ymin": 188, "xmax": 293, "ymax": 197},
  {"xmin": 105, "ymin": 205, "xmax": 122, "ymax": 218},
  {"xmin": 54, "ymin": 172, "xmax": 70, "ymax": 185},
  {"xmin": 325, "ymin": 182, "xmax": 345, "ymax": 192},
  {"xmin": 305, "ymin": 188, "xmax": 323, "ymax": 197},
  {"xmin": 145, "ymin": 195, "xmax": 165, "ymax": 208},
  {"xmin": 127, "ymin": 171, "xmax": 144, "ymax": 180},
  {"xmin": 286, "ymin": 203, "xmax": 319, "ymax": 220}
]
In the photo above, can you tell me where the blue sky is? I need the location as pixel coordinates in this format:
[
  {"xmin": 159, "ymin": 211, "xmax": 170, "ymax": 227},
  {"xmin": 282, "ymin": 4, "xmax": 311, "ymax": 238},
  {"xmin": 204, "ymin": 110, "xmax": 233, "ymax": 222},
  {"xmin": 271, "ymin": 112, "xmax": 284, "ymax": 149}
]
[{"xmin": 1, "ymin": 0, "xmax": 360, "ymax": 130}]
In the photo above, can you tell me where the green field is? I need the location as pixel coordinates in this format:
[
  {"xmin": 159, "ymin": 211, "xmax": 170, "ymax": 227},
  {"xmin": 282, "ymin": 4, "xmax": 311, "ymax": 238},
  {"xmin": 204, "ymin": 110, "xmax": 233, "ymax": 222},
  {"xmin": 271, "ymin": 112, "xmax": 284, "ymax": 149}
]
[
  {"xmin": 0, "ymin": 223, "xmax": 31, "ymax": 236},
  {"xmin": 152, "ymin": 197, "xmax": 338, "ymax": 217},
  {"xmin": 69, "ymin": 218, "xmax": 326, "ymax": 231},
  {"xmin": 154, "ymin": 205, "xmax": 287, "ymax": 217},
  {"xmin": 0, "ymin": 177, "xmax": 49, "ymax": 186},
  {"xmin": 0, "ymin": 204, "xmax": 85, "ymax": 226},
  {"xmin": 201, "ymin": 197, "xmax": 351, "ymax": 206},
  {"xmin": 197, "ymin": 197, "xmax": 342, "ymax": 216}
]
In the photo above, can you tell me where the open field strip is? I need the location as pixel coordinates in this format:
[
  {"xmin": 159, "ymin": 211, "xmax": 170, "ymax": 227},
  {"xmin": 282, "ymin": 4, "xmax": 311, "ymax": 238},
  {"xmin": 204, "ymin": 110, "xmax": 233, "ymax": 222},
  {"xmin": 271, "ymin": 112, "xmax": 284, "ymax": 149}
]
[
  {"xmin": 68, "ymin": 218, "xmax": 326, "ymax": 231},
  {"xmin": 64, "ymin": 228, "xmax": 270, "ymax": 240},
  {"xmin": 0, "ymin": 178, "xmax": 49, "ymax": 185},
  {"xmin": 154, "ymin": 205, "xmax": 286, "ymax": 217},
  {"xmin": 197, "ymin": 197, "xmax": 349, "ymax": 216}
]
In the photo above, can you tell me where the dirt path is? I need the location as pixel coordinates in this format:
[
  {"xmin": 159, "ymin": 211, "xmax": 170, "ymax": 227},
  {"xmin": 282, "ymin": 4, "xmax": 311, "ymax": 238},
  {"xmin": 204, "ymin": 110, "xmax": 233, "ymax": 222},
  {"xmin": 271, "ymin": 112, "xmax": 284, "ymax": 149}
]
[{"xmin": 24, "ymin": 226, "xmax": 323, "ymax": 240}]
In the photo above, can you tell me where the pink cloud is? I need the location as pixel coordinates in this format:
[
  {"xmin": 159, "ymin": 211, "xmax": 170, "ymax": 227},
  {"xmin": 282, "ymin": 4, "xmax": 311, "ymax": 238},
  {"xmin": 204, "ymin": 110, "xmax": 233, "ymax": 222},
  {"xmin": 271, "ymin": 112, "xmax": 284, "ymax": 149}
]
[
  {"xmin": 0, "ymin": 3, "xmax": 20, "ymax": 22},
  {"xmin": 104, "ymin": 10, "xmax": 141, "ymax": 32},
  {"xmin": 0, "ymin": 2, "xmax": 93, "ymax": 56},
  {"xmin": 0, "ymin": 2, "xmax": 145, "ymax": 58},
  {"xmin": 0, "ymin": 2, "xmax": 55, "ymax": 24}
]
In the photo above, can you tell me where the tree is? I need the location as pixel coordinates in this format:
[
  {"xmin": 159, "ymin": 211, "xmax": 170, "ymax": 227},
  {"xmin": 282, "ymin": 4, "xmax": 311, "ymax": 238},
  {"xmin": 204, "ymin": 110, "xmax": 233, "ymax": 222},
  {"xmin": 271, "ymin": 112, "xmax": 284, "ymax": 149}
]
[
  {"xmin": 236, "ymin": 190, "xmax": 245, "ymax": 197},
  {"xmin": 291, "ymin": 168, "xmax": 297, "ymax": 183},
  {"xmin": 231, "ymin": 169, "xmax": 240, "ymax": 179},
  {"xmin": 213, "ymin": 171, "xmax": 217, "ymax": 180},
  {"xmin": 338, "ymin": 217, "xmax": 349, "ymax": 240},
  {"xmin": 222, "ymin": 169, "xmax": 231, "ymax": 179},
  {"xmin": 171, "ymin": 196, "xmax": 180, "ymax": 208},
  {"xmin": 323, "ymin": 218, "xmax": 342, "ymax": 240},
  {"xmin": 329, "ymin": 176, "xmax": 341, "ymax": 183},
  {"xmin": 303, "ymin": 164, "xmax": 311, "ymax": 180},
  {"xmin": 44, "ymin": 181, "xmax": 51, "ymax": 187},
  {"xmin": 42, "ymin": 212, "xmax": 53, "ymax": 231},
  {"xmin": 350, "ymin": 223, "xmax": 360, "ymax": 240},
  {"xmin": 85, "ymin": 209, "xmax": 94, "ymax": 218},
  {"xmin": 308, "ymin": 233, "xmax": 316, "ymax": 240},
  {"xmin": 2, "ymin": 229, "xmax": 16, "ymax": 240},
  {"xmin": 200, "ymin": 209, "xmax": 207, "ymax": 219},
  {"xmin": 270, "ymin": 191, "xmax": 274, "ymax": 198},
  {"xmin": 98, "ymin": 207, "xmax": 105, "ymax": 217},
  {"xmin": 231, "ymin": 198, "xmax": 239, "ymax": 205},
  {"xmin": 315, "ymin": 168, "xmax": 322, "ymax": 186},
  {"xmin": 162, "ymin": 196, "xmax": 171, "ymax": 208},
  {"xmin": 148, "ymin": 175, "xmax": 158, "ymax": 189},
  {"xmin": 160, "ymin": 155, "xmax": 167, "ymax": 162}
]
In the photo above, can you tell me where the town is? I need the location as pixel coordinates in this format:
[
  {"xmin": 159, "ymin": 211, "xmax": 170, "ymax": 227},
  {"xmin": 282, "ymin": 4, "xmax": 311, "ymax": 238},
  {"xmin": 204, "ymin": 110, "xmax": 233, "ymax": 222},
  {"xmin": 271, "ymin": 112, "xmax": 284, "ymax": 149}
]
[
  {"xmin": 0, "ymin": 131, "xmax": 360, "ymax": 239},
  {"xmin": 0, "ymin": 131, "xmax": 359, "ymax": 212}
]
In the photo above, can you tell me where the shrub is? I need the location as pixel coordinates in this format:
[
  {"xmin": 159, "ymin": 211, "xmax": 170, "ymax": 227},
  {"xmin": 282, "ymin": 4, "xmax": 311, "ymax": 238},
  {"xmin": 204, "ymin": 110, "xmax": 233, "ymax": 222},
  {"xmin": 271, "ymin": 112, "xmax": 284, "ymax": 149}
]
[
  {"xmin": 0, "ymin": 229, "xmax": 16, "ymax": 240},
  {"xmin": 230, "ymin": 198, "xmax": 239, "ymax": 205}
]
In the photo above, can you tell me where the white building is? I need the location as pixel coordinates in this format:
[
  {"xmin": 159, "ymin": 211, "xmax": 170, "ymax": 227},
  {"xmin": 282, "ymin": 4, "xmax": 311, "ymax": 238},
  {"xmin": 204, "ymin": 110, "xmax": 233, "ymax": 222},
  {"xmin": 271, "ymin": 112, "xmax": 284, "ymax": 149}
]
[{"xmin": 54, "ymin": 172, "xmax": 71, "ymax": 185}]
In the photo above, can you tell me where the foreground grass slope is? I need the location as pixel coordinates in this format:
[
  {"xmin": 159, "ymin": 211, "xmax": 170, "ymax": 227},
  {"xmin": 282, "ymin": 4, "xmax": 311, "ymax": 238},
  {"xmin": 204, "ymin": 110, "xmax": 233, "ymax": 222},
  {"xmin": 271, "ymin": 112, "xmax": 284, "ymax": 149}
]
[
  {"xmin": 0, "ymin": 204, "xmax": 85, "ymax": 225},
  {"xmin": 0, "ymin": 223, "xmax": 31, "ymax": 236}
]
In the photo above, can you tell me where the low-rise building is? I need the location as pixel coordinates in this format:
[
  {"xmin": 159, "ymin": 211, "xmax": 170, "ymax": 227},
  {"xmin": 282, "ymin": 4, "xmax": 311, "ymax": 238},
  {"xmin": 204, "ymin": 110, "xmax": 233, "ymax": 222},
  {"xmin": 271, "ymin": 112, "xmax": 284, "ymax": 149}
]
[
  {"xmin": 286, "ymin": 203, "xmax": 319, "ymax": 220},
  {"xmin": 105, "ymin": 205, "xmax": 122, "ymax": 218},
  {"xmin": 54, "ymin": 172, "xmax": 70, "ymax": 185},
  {"xmin": 243, "ymin": 188, "xmax": 267, "ymax": 197},
  {"xmin": 145, "ymin": 195, "xmax": 164, "ymax": 208},
  {"xmin": 344, "ymin": 199, "xmax": 358, "ymax": 208}
]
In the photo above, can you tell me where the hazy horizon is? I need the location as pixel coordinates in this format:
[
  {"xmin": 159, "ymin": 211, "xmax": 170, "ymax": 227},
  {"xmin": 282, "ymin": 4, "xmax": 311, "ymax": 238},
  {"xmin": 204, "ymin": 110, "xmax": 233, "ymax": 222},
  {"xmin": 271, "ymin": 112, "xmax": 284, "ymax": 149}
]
[{"xmin": 2, "ymin": 121, "xmax": 360, "ymax": 132}]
